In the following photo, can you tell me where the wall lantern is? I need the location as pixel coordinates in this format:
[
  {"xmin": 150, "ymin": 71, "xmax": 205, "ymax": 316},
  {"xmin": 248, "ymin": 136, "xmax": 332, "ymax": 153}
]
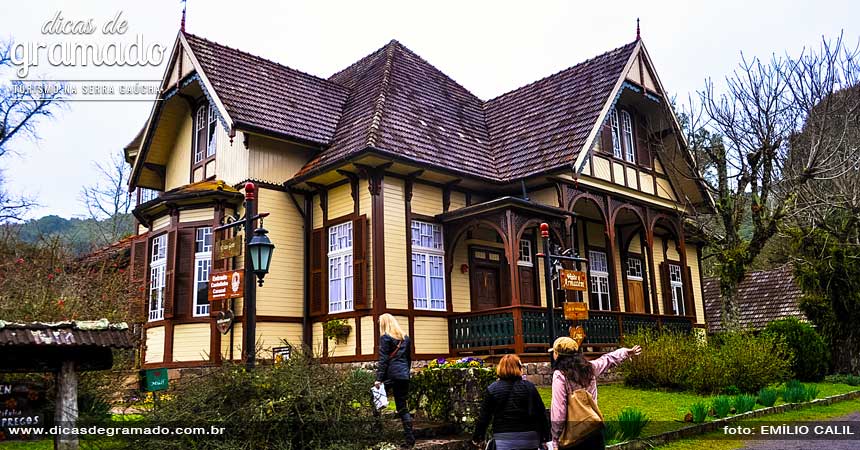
[{"xmin": 248, "ymin": 227, "xmax": 275, "ymax": 286}]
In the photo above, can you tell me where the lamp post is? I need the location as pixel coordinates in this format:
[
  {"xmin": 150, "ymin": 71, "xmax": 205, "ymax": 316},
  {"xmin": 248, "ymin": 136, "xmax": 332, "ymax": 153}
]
[
  {"xmin": 535, "ymin": 222, "xmax": 588, "ymax": 348},
  {"xmin": 214, "ymin": 182, "xmax": 275, "ymax": 370}
]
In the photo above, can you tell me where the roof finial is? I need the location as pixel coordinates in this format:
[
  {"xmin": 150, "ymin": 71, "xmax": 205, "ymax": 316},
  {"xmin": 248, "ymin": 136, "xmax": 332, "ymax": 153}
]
[
  {"xmin": 636, "ymin": 18, "xmax": 640, "ymax": 41},
  {"xmin": 180, "ymin": 0, "xmax": 187, "ymax": 32}
]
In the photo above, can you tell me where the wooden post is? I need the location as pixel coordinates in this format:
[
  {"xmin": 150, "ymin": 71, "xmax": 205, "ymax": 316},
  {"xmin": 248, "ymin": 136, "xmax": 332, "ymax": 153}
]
[{"xmin": 54, "ymin": 360, "xmax": 78, "ymax": 450}]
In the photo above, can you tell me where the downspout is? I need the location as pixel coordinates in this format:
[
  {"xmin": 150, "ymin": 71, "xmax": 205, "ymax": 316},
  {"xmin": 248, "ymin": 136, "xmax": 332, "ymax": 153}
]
[{"xmin": 302, "ymin": 193, "xmax": 312, "ymax": 348}]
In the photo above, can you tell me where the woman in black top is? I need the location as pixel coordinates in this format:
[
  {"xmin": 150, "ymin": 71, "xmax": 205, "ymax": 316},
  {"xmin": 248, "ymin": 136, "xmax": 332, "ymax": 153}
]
[
  {"xmin": 472, "ymin": 354, "xmax": 550, "ymax": 450},
  {"xmin": 375, "ymin": 313, "xmax": 414, "ymax": 449}
]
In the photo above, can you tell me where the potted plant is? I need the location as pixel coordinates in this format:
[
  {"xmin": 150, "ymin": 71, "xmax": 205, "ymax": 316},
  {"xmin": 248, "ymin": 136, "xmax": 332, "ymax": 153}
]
[{"xmin": 323, "ymin": 318, "xmax": 351, "ymax": 344}]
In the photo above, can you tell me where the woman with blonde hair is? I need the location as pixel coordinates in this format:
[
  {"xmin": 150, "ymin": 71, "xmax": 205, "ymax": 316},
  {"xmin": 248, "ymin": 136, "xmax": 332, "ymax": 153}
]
[
  {"xmin": 375, "ymin": 313, "xmax": 414, "ymax": 449},
  {"xmin": 472, "ymin": 354, "xmax": 550, "ymax": 449}
]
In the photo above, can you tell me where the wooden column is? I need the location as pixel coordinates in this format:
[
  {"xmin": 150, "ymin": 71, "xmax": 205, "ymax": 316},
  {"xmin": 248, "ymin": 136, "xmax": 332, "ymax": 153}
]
[
  {"xmin": 54, "ymin": 360, "xmax": 78, "ymax": 450},
  {"xmin": 639, "ymin": 230, "xmax": 652, "ymax": 314},
  {"xmin": 506, "ymin": 211, "xmax": 525, "ymax": 353},
  {"xmin": 644, "ymin": 209, "xmax": 660, "ymax": 314},
  {"xmin": 676, "ymin": 216, "xmax": 696, "ymax": 321},
  {"xmin": 604, "ymin": 197, "xmax": 620, "ymax": 311}
]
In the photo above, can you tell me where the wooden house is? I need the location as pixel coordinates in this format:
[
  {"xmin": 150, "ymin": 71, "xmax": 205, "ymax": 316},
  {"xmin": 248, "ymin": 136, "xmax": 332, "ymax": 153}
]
[{"xmin": 127, "ymin": 30, "xmax": 712, "ymax": 368}]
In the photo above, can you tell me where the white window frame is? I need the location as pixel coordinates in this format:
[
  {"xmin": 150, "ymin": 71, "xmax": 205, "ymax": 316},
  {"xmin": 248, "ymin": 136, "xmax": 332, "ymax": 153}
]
[
  {"xmin": 669, "ymin": 263, "xmax": 686, "ymax": 315},
  {"xmin": 194, "ymin": 105, "xmax": 207, "ymax": 164},
  {"xmin": 148, "ymin": 234, "xmax": 167, "ymax": 321},
  {"xmin": 610, "ymin": 109, "xmax": 622, "ymax": 159},
  {"xmin": 138, "ymin": 188, "xmax": 160, "ymax": 205},
  {"xmin": 626, "ymin": 257, "xmax": 643, "ymax": 281},
  {"xmin": 411, "ymin": 221, "xmax": 446, "ymax": 311},
  {"xmin": 206, "ymin": 105, "xmax": 217, "ymax": 158},
  {"xmin": 621, "ymin": 110, "xmax": 635, "ymax": 162},
  {"xmin": 193, "ymin": 227, "xmax": 213, "ymax": 317},
  {"xmin": 328, "ymin": 222, "xmax": 354, "ymax": 313},
  {"xmin": 588, "ymin": 250, "xmax": 611, "ymax": 311},
  {"xmin": 518, "ymin": 239, "xmax": 533, "ymax": 267}
]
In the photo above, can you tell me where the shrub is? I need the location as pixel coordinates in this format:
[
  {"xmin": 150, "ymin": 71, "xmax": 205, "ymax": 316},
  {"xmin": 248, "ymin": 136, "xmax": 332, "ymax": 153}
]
[
  {"xmin": 134, "ymin": 348, "xmax": 392, "ymax": 449},
  {"xmin": 804, "ymin": 384, "xmax": 820, "ymax": 402},
  {"xmin": 758, "ymin": 388, "xmax": 778, "ymax": 407},
  {"xmin": 827, "ymin": 374, "xmax": 860, "ymax": 386},
  {"xmin": 764, "ymin": 318, "xmax": 829, "ymax": 381},
  {"xmin": 409, "ymin": 363, "xmax": 496, "ymax": 431},
  {"xmin": 782, "ymin": 380, "xmax": 807, "ymax": 403},
  {"xmin": 733, "ymin": 395, "xmax": 757, "ymax": 414},
  {"xmin": 689, "ymin": 402, "xmax": 709, "ymax": 423},
  {"xmin": 614, "ymin": 407, "xmax": 650, "ymax": 442},
  {"xmin": 712, "ymin": 396, "xmax": 732, "ymax": 418},
  {"xmin": 622, "ymin": 329, "xmax": 792, "ymax": 394}
]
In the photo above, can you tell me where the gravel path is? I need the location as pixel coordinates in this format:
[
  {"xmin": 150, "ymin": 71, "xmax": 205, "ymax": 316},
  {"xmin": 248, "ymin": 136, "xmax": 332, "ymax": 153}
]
[{"xmin": 739, "ymin": 412, "xmax": 860, "ymax": 450}]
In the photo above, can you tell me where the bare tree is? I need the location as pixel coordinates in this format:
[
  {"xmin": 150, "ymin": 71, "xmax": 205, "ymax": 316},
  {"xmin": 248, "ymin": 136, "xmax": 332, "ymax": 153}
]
[
  {"xmin": 672, "ymin": 34, "xmax": 860, "ymax": 329},
  {"xmin": 0, "ymin": 39, "xmax": 63, "ymax": 221},
  {"xmin": 80, "ymin": 151, "xmax": 133, "ymax": 246}
]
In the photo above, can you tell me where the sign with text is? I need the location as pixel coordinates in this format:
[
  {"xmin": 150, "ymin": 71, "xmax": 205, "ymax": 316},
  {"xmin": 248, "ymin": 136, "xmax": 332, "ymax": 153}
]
[
  {"xmin": 560, "ymin": 270, "xmax": 588, "ymax": 291},
  {"xmin": 215, "ymin": 234, "xmax": 243, "ymax": 260},
  {"xmin": 273, "ymin": 346, "xmax": 292, "ymax": 364},
  {"xmin": 209, "ymin": 270, "xmax": 244, "ymax": 302},
  {"xmin": 564, "ymin": 302, "xmax": 589, "ymax": 321},
  {"xmin": 142, "ymin": 369, "xmax": 168, "ymax": 392},
  {"xmin": 0, "ymin": 383, "xmax": 45, "ymax": 438}
]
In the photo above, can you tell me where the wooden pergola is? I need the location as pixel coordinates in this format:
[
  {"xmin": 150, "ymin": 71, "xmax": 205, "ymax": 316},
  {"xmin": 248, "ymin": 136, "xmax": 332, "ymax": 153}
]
[{"xmin": 0, "ymin": 320, "xmax": 134, "ymax": 450}]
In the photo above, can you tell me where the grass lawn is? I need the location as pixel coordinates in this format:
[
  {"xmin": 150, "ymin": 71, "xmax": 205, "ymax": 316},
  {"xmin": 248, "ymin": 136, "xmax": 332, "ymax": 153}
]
[
  {"xmin": 655, "ymin": 397, "xmax": 860, "ymax": 449},
  {"xmin": 537, "ymin": 382, "xmax": 860, "ymax": 437}
]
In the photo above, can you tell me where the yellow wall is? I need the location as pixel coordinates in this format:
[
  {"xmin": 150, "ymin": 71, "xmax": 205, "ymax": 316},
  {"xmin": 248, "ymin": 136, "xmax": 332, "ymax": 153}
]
[
  {"xmin": 450, "ymin": 243, "xmax": 471, "ymax": 312},
  {"xmin": 164, "ymin": 112, "xmax": 193, "ymax": 191},
  {"xmin": 449, "ymin": 191, "xmax": 467, "ymax": 210},
  {"xmin": 328, "ymin": 318, "xmax": 357, "ymax": 357},
  {"xmin": 413, "ymin": 317, "xmax": 449, "ymax": 354},
  {"xmin": 359, "ymin": 179, "xmax": 374, "ymax": 307},
  {"xmin": 653, "ymin": 237, "xmax": 665, "ymax": 314},
  {"xmin": 686, "ymin": 245, "xmax": 705, "ymax": 324},
  {"xmin": 311, "ymin": 322, "xmax": 324, "ymax": 357},
  {"xmin": 312, "ymin": 194, "xmax": 323, "ymax": 229},
  {"xmin": 383, "ymin": 178, "xmax": 409, "ymax": 310},
  {"xmin": 537, "ymin": 238, "xmax": 547, "ymax": 307},
  {"xmin": 152, "ymin": 215, "xmax": 171, "ymax": 232},
  {"xmin": 327, "ymin": 183, "xmax": 353, "ymax": 219},
  {"xmin": 179, "ymin": 208, "xmax": 214, "ymax": 223},
  {"xmin": 255, "ymin": 188, "xmax": 304, "ymax": 317},
  {"xmin": 656, "ymin": 177, "xmax": 678, "ymax": 201},
  {"xmin": 530, "ymin": 187, "xmax": 558, "ymax": 207},
  {"xmin": 172, "ymin": 323, "xmax": 210, "ymax": 362},
  {"xmin": 145, "ymin": 327, "xmax": 165, "ymax": 364},
  {"xmin": 411, "ymin": 183, "xmax": 443, "ymax": 216},
  {"xmin": 221, "ymin": 323, "xmax": 242, "ymax": 361},
  {"xmin": 255, "ymin": 322, "xmax": 303, "ymax": 357},
  {"xmin": 215, "ymin": 129, "xmax": 247, "ymax": 187},
  {"xmin": 248, "ymin": 136, "xmax": 313, "ymax": 185},
  {"xmin": 361, "ymin": 315, "xmax": 375, "ymax": 355},
  {"xmin": 592, "ymin": 157, "xmax": 612, "ymax": 181}
]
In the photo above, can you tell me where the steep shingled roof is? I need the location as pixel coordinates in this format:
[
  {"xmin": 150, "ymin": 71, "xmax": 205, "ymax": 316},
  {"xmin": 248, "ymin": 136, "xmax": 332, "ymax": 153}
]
[
  {"xmin": 180, "ymin": 34, "xmax": 640, "ymax": 182},
  {"xmin": 703, "ymin": 265, "xmax": 807, "ymax": 333},
  {"xmin": 184, "ymin": 33, "xmax": 351, "ymax": 146}
]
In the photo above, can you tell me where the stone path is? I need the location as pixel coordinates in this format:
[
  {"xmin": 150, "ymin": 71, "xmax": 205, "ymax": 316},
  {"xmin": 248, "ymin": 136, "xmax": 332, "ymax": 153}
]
[{"xmin": 739, "ymin": 412, "xmax": 860, "ymax": 450}]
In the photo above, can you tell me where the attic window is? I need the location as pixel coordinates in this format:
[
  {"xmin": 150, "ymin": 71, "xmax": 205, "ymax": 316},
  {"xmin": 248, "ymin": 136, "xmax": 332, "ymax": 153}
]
[{"xmin": 192, "ymin": 103, "xmax": 217, "ymax": 181}]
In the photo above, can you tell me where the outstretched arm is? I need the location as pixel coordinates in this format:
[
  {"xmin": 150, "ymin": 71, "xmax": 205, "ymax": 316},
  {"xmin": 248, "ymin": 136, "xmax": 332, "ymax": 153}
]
[{"xmin": 591, "ymin": 345, "xmax": 642, "ymax": 376}]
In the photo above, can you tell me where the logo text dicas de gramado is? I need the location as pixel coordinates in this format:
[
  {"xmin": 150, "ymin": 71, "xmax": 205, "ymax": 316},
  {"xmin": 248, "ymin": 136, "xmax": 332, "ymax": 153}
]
[{"xmin": 10, "ymin": 11, "xmax": 167, "ymax": 78}]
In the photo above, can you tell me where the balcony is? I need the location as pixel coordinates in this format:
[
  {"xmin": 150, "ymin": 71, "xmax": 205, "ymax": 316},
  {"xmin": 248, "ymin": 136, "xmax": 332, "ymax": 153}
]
[{"xmin": 449, "ymin": 305, "xmax": 693, "ymax": 356}]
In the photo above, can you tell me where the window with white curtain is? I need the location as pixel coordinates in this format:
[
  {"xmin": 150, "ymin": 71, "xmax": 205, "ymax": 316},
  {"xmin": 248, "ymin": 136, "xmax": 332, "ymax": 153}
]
[
  {"xmin": 669, "ymin": 263, "xmax": 686, "ymax": 315},
  {"xmin": 411, "ymin": 221, "xmax": 445, "ymax": 310},
  {"xmin": 588, "ymin": 250, "xmax": 611, "ymax": 310},
  {"xmin": 148, "ymin": 234, "xmax": 167, "ymax": 321},
  {"xmin": 621, "ymin": 110, "xmax": 635, "ymax": 162},
  {"xmin": 610, "ymin": 109, "xmax": 622, "ymax": 159},
  {"xmin": 193, "ymin": 227, "xmax": 213, "ymax": 317},
  {"xmin": 328, "ymin": 222, "xmax": 353, "ymax": 313}
]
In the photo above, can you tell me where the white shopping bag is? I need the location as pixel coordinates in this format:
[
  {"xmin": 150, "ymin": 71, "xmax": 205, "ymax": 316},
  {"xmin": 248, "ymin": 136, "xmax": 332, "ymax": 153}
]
[{"xmin": 371, "ymin": 384, "xmax": 389, "ymax": 410}]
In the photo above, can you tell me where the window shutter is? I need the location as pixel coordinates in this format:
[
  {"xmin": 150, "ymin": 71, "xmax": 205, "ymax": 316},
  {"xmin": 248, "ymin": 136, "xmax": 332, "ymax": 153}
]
[
  {"xmin": 353, "ymin": 215, "xmax": 370, "ymax": 310},
  {"xmin": 164, "ymin": 229, "xmax": 178, "ymax": 319},
  {"xmin": 685, "ymin": 266, "xmax": 696, "ymax": 318},
  {"xmin": 129, "ymin": 237, "xmax": 149, "ymax": 322},
  {"xmin": 599, "ymin": 122, "xmax": 613, "ymax": 154},
  {"xmin": 310, "ymin": 227, "xmax": 325, "ymax": 315},
  {"xmin": 659, "ymin": 262, "xmax": 672, "ymax": 315},
  {"xmin": 636, "ymin": 117, "xmax": 653, "ymax": 168},
  {"xmin": 174, "ymin": 228, "xmax": 196, "ymax": 317}
]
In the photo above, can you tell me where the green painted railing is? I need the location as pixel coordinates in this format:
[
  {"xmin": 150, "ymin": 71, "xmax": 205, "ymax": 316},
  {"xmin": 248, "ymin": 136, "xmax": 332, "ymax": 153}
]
[{"xmin": 452, "ymin": 307, "xmax": 694, "ymax": 354}]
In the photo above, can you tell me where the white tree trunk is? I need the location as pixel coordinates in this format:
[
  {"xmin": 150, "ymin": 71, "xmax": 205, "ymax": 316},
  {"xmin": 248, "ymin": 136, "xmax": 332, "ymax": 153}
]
[{"xmin": 54, "ymin": 360, "xmax": 78, "ymax": 450}]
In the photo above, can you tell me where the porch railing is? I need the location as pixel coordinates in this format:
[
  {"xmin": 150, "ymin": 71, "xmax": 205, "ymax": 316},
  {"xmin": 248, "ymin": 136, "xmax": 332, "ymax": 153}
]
[{"xmin": 450, "ymin": 306, "xmax": 694, "ymax": 355}]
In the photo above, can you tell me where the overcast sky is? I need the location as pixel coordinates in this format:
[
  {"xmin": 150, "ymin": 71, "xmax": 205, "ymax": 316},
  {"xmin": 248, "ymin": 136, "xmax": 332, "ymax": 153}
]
[{"xmin": 1, "ymin": 0, "xmax": 858, "ymax": 219}]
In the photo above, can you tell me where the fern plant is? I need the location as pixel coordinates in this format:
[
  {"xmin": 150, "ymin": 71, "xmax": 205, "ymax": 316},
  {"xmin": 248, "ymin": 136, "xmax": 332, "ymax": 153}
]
[
  {"xmin": 757, "ymin": 387, "xmax": 778, "ymax": 407},
  {"xmin": 712, "ymin": 396, "xmax": 732, "ymax": 418},
  {"xmin": 733, "ymin": 394, "xmax": 757, "ymax": 413},
  {"xmin": 689, "ymin": 402, "xmax": 709, "ymax": 423}
]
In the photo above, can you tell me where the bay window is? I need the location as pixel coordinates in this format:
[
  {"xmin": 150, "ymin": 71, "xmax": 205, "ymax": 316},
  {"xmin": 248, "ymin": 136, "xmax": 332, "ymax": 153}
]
[
  {"xmin": 411, "ymin": 220, "xmax": 445, "ymax": 310},
  {"xmin": 328, "ymin": 222, "xmax": 353, "ymax": 313},
  {"xmin": 148, "ymin": 234, "xmax": 167, "ymax": 321}
]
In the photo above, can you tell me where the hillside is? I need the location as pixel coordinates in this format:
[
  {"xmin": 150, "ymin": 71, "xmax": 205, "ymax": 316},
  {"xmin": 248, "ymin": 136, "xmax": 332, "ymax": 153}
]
[{"xmin": 5, "ymin": 214, "xmax": 133, "ymax": 255}]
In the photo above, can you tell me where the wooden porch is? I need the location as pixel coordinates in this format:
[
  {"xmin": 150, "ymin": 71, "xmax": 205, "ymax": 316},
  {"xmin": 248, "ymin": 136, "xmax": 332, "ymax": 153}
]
[{"xmin": 448, "ymin": 305, "xmax": 693, "ymax": 356}]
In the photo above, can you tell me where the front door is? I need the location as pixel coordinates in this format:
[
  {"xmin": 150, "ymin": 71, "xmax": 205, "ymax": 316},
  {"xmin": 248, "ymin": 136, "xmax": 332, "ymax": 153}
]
[
  {"xmin": 471, "ymin": 248, "xmax": 504, "ymax": 311},
  {"xmin": 626, "ymin": 256, "xmax": 646, "ymax": 313}
]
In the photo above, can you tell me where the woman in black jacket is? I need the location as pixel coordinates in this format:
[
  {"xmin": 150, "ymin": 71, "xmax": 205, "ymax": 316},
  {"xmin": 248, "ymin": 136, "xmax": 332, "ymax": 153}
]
[
  {"xmin": 375, "ymin": 313, "xmax": 414, "ymax": 449},
  {"xmin": 472, "ymin": 354, "xmax": 550, "ymax": 450}
]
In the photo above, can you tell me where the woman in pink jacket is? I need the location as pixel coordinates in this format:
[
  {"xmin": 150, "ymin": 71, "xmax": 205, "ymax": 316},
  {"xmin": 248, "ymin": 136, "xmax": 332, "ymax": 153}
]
[{"xmin": 550, "ymin": 337, "xmax": 641, "ymax": 450}]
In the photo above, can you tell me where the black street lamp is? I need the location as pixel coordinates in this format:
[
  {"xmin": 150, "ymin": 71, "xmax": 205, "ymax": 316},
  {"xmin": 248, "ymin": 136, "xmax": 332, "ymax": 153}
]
[{"xmin": 248, "ymin": 227, "xmax": 274, "ymax": 287}]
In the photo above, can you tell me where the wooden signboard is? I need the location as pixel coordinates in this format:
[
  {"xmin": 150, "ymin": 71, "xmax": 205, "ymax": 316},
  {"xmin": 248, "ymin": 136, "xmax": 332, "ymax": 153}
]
[
  {"xmin": 142, "ymin": 368, "xmax": 168, "ymax": 392},
  {"xmin": 0, "ymin": 383, "xmax": 45, "ymax": 438},
  {"xmin": 560, "ymin": 270, "xmax": 587, "ymax": 291},
  {"xmin": 215, "ymin": 234, "xmax": 243, "ymax": 260},
  {"xmin": 209, "ymin": 270, "xmax": 244, "ymax": 302},
  {"xmin": 273, "ymin": 346, "xmax": 292, "ymax": 364},
  {"xmin": 564, "ymin": 302, "xmax": 589, "ymax": 321}
]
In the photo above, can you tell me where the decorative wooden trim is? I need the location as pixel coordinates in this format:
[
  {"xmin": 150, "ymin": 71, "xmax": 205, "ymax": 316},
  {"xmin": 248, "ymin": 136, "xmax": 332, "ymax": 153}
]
[
  {"xmin": 233, "ymin": 315, "xmax": 303, "ymax": 323},
  {"xmin": 336, "ymin": 169, "xmax": 360, "ymax": 216}
]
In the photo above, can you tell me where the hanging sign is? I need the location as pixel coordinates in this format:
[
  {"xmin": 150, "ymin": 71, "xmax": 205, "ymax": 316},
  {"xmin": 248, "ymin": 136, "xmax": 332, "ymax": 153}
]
[
  {"xmin": 142, "ymin": 369, "xmax": 168, "ymax": 392},
  {"xmin": 215, "ymin": 234, "xmax": 243, "ymax": 260},
  {"xmin": 560, "ymin": 270, "xmax": 588, "ymax": 291},
  {"xmin": 564, "ymin": 302, "xmax": 589, "ymax": 321},
  {"xmin": 209, "ymin": 270, "xmax": 244, "ymax": 301},
  {"xmin": 215, "ymin": 309, "xmax": 235, "ymax": 335}
]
